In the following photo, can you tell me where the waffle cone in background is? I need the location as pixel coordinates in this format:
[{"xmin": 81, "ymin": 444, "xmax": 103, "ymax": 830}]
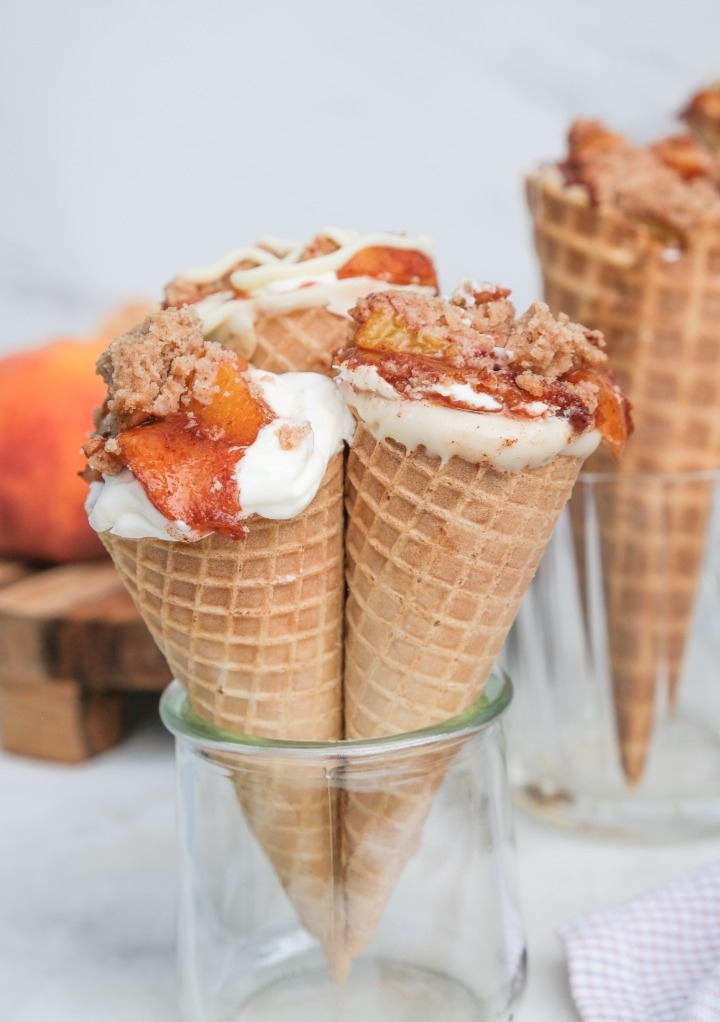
[
  {"xmin": 528, "ymin": 169, "xmax": 720, "ymax": 784},
  {"xmin": 100, "ymin": 454, "xmax": 348, "ymax": 977},
  {"xmin": 341, "ymin": 422, "xmax": 585, "ymax": 960},
  {"xmin": 234, "ymin": 306, "xmax": 349, "ymax": 376}
]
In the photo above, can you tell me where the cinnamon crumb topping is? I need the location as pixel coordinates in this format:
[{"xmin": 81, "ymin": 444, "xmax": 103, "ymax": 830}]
[
  {"xmin": 335, "ymin": 286, "xmax": 632, "ymax": 452},
  {"xmin": 507, "ymin": 302, "xmax": 605, "ymax": 378},
  {"xmin": 163, "ymin": 260, "xmax": 258, "ymax": 307},
  {"xmin": 558, "ymin": 117, "xmax": 720, "ymax": 233},
  {"xmin": 299, "ymin": 234, "xmax": 342, "ymax": 260},
  {"xmin": 83, "ymin": 435, "xmax": 124, "ymax": 477},
  {"xmin": 93, "ymin": 306, "xmax": 235, "ymax": 436},
  {"xmin": 277, "ymin": 422, "xmax": 312, "ymax": 450}
]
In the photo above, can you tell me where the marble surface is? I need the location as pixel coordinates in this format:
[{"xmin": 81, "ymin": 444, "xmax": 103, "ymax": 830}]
[{"xmin": 3, "ymin": 710, "xmax": 720, "ymax": 1021}]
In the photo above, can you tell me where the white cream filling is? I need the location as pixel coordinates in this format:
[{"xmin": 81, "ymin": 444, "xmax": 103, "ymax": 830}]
[
  {"xmin": 428, "ymin": 381, "xmax": 502, "ymax": 411},
  {"xmin": 86, "ymin": 472, "xmax": 196, "ymax": 540},
  {"xmin": 194, "ymin": 277, "xmax": 436, "ymax": 359},
  {"xmin": 336, "ymin": 367, "xmax": 600, "ymax": 472},
  {"xmin": 236, "ymin": 370, "xmax": 355, "ymax": 519},
  {"xmin": 86, "ymin": 371, "xmax": 355, "ymax": 541},
  {"xmin": 175, "ymin": 228, "xmax": 435, "ymax": 359}
]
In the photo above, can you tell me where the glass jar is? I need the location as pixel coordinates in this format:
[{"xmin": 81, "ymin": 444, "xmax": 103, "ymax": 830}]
[
  {"xmin": 503, "ymin": 468, "xmax": 720, "ymax": 838},
  {"xmin": 160, "ymin": 673, "xmax": 525, "ymax": 1021}
]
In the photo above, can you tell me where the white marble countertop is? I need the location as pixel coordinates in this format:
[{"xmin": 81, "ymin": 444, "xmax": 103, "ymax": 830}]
[{"xmin": 3, "ymin": 711, "xmax": 720, "ymax": 1021}]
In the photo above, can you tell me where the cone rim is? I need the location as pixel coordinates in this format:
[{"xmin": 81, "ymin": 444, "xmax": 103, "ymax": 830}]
[{"xmin": 160, "ymin": 673, "xmax": 512, "ymax": 759}]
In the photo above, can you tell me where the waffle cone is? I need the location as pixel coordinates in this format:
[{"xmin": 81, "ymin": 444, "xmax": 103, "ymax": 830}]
[
  {"xmin": 241, "ymin": 306, "xmax": 349, "ymax": 375},
  {"xmin": 100, "ymin": 454, "xmax": 347, "ymax": 975},
  {"xmin": 341, "ymin": 423, "xmax": 585, "ymax": 960},
  {"xmin": 528, "ymin": 169, "xmax": 720, "ymax": 783}
]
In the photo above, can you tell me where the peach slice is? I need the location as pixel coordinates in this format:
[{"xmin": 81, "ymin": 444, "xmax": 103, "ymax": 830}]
[
  {"xmin": 186, "ymin": 363, "xmax": 273, "ymax": 447},
  {"xmin": 651, "ymin": 134, "xmax": 710, "ymax": 180},
  {"xmin": 337, "ymin": 246, "xmax": 438, "ymax": 289},
  {"xmin": 566, "ymin": 368, "xmax": 632, "ymax": 458},
  {"xmin": 118, "ymin": 417, "xmax": 248, "ymax": 539}
]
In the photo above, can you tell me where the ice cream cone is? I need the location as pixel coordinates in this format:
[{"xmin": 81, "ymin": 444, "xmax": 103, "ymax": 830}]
[
  {"xmin": 247, "ymin": 306, "xmax": 350, "ymax": 375},
  {"xmin": 100, "ymin": 453, "xmax": 348, "ymax": 976},
  {"xmin": 341, "ymin": 423, "xmax": 585, "ymax": 959},
  {"xmin": 164, "ymin": 229, "xmax": 439, "ymax": 376},
  {"xmin": 527, "ymin": 168, "xmax": 720, "ymax": 783}
]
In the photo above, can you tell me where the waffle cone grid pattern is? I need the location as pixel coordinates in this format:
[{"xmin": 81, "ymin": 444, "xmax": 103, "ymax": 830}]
[
  {"xmin": 529, "ymin": 170, "xmax": 720, "ymax": 782},
  {"xmin": 101, "ymin": 453, "xmax": 344, "ymax": 742},
  {"xmin": 343, "ymin": 423, "xmax": 583, "ymax": 739},
  {"xmin": 527, "ymin": 171, "xmax": 720, "ymax": 472},
  {"xmin": 250, "ymin": 306, "xmax": 350, "ymax": 376}
]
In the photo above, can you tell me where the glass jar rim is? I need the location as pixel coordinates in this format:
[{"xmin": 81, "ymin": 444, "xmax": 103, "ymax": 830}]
[
  {"xmin": 160, "ymin": 672, "xmax": 512, "ymax": 760},
  {"xmin": 579, "ymin": 466, "xmax": 720, "ymax": 485}
]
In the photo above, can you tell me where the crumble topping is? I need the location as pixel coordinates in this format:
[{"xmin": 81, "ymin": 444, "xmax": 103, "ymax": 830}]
[
  {"xmin": 558, "ymin": 118, "xmax": 720, "ymax": 233},
  {"xmin": 277, "ymin": 422, "xmax": 312, "ymax": 450},
  {"xmin": 93, "ymin": 306, "xmax": 235, "ymax": 437},
  {"xmin": 347, "ymin": 287, "xmax": 606, "ymax": 381},
  {"xmin": 163, "ymin": 260, "xmax": 257, "ymax": 307},
  {"xmin": 335, "ymin": 286, "xmax": 631, "ymax": 453}
]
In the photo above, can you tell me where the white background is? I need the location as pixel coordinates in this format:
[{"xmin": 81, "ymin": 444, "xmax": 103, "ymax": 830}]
[
  {"xmin": 3, "ymin": 2, "xmax": 720, "ymax": 1019},
  {"xmin": 1, "ymin": 0, "xmax": 719, "ymax": 352}
]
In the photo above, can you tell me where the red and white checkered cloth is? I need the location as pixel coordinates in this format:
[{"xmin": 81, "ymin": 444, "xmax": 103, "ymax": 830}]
[{"xmin": 560, "ymin": 861, "xmax": 720, "ymax": 1021}]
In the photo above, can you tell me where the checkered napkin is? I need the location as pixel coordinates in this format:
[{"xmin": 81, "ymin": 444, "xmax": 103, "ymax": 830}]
[{"xmin": 559, "ymin": 861, "xmax": 720, "ymax": 1021}]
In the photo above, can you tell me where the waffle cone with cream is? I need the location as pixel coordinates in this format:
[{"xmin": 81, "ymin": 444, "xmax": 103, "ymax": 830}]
[
  {"xmin": 334, "ymin": 287, "xmax": 629, "ymax": 962},
  {"xmin": 342, "ymin": 424, "xmax": 585, "ymax": 957},
  {"xmin": 527, "ymin": 126, "xmax": 720, "ymax": 783},
  {"xmin": 163, "ymin": 229, "xmax": 438, "ymax": 376},
  {"xmin": 101, "ymin": 454, "xmax": 348, "ymax": 975},
  {"xmin": 84, "ymin": 307, "xmax": 354, "ymax": 978}
]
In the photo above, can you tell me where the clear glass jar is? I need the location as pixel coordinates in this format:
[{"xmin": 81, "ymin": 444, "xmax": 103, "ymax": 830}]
[
  {"xmin": 503, "ymin": 468, "xmax": 720, "ymax": 838},
  {"xmin": 160, "ymin": 673, "xmax": 525, "ymax": 1022}
]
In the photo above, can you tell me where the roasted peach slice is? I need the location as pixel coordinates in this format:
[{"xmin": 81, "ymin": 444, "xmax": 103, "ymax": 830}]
[
  {"xmin": 651, "ymin": 134, "xmax": 710, "ymax": 180},
  {"xmin": 186, "ymin": 363, "xmax": 273, "ymax": 446},
  {"xmin": 566, "ymin": 368, "xmax": 633, "ymax": 458},
  {"xmin": 118, "ymin": 417, "xmax": 248, "ymax": 538},
  {"xmin": 337, "ymin": 246, "xmax": 438, "ymax": 289}
]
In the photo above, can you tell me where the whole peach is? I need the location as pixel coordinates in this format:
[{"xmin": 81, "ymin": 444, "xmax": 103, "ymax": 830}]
[{"xmin": 0, "ymin": 335, "xmax": 108, "ymax": 562}]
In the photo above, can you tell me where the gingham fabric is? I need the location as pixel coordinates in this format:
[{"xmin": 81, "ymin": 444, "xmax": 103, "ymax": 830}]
[{"xmin": 559, "ymin": 861, "xmax": 720, "ymax": 1021}]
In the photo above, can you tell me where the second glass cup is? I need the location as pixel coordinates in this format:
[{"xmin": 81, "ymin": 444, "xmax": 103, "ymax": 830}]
[
  {"xmin": 504, "ymin": 468, "xmax": 720, "ymax": 838},
  {"xmin": 161, "ymin": 673, "xmax": 525, "ymax": 1022}
]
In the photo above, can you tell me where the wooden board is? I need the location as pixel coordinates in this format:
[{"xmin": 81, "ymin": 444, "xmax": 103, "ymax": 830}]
[{"xmin": 0, "ymin": 556, "xmax": 171, "ymax": 762}]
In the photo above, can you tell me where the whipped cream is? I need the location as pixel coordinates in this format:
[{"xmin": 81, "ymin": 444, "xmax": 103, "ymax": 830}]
[
  {"xmin": 86, "ymin": 369, "xmax": 355, "ymax": 541},
  {"xmin": 336, "ymin": 363, "xmax": 600, "ymax": 472},
  {"xmin": 176, "ymin": 229, "xmax": 435, "ymax": 358}
]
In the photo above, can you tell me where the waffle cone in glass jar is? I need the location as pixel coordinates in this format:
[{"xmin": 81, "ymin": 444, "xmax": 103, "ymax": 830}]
[
  {"xmin": 100, "ymin": 454, "xmax": 348, "ymax": 978},
  {"xmin": 341, "ymin": 422, "xmax": 584, "ymax": 961},
  {"xmin": 528, "ymin": 168, "xmax": 720, "ymax": 784}
]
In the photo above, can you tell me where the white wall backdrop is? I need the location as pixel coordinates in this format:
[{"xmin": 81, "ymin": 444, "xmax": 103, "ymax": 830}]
[{"xmin": 1, "ymin": 0, "xmax": 718, "ymax": 352}]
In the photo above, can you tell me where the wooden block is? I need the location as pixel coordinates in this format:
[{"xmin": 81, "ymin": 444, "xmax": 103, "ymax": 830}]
[
  {"xmin": 57, "ymin": 589, "xmax": 172, "ymax": 690},
  {"xmin": 0, "ymin": 678, "xmax": 126, "ymax": 763},
  {"xmin": 0, "ymin": 559, "xmax": 33, "ymax": 589},
  {"xmin": 0, "ymin": 563, "xmax": 125, "ymax": 682},
  {"xmin": 0, "ymin": 561, "xmax": 170, "ymax": 691}
]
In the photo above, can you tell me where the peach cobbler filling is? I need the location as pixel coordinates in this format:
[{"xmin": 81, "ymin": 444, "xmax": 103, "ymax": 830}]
[
  {"xmin": 85, "ymin": 310, "xmax": 273, "ymax": 538},
  {"xmin": 334, "ymin": 285, "xmax": 632, "ymax": 458}
]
